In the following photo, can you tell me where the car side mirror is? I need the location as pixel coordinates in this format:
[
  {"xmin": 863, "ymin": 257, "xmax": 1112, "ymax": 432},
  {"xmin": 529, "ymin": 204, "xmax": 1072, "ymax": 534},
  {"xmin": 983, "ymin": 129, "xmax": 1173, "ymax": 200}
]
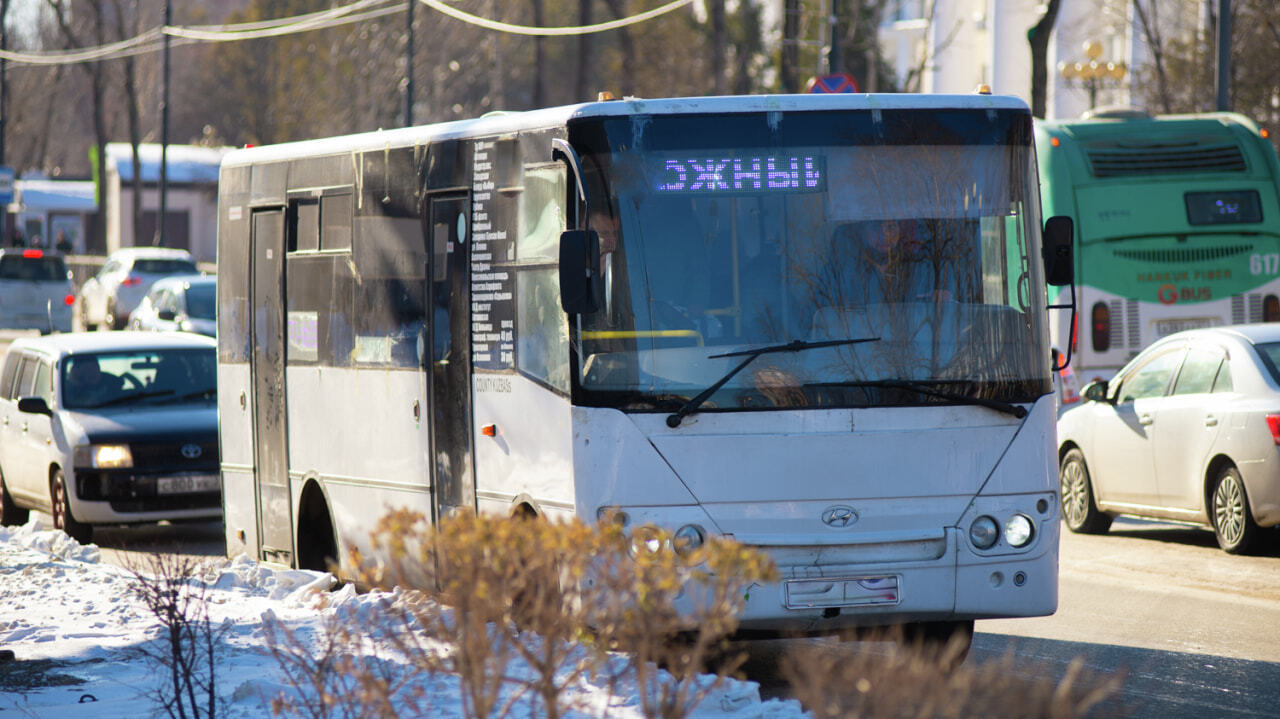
[
  {"xmin": 1042, "ymin": 216, "xmax": 1074, "ymax": 286},
  {"xmin": 559, "ymin": 229, "xmax": 602, "ymax": 315},
  {"xmin": 1081, "ymin": 380, "xmax": 1110, "ymax": 404},
  {"xmin": 158, "ymin": 309, "xmax": 176, "ymax": 321},
  {"xmin": 17, "ymin": 396, "xmax": 51, "ymax": 415}
]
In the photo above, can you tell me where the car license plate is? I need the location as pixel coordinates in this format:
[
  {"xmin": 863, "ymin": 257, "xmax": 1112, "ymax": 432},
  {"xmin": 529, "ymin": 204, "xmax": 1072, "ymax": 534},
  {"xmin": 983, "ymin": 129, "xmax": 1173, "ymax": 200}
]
[
  {"xmin": 1155, "ymin": 317, "xmax": 1214, "ymax": 336},
  {"xmin": 783, "ymin": 575, "xmax": 900, "ymax": 609},
  {"xmin": 156, "ymin": 474, "xmax": 220, "ymax": 495}
]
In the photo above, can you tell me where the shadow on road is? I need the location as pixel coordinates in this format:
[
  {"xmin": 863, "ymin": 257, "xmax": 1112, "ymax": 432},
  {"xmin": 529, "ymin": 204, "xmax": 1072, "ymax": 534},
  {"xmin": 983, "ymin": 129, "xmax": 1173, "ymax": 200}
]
[
  {"xmin": 89, "ymin": 519, "xmax": 225, "ymax": 557},
  {"xmin": 736, "ymin": 632, "xmax": 1279, "ymax": 718},
  {"xmin": 1102, "ymin": 516, "xmax": 1280, "ymax": 555}
]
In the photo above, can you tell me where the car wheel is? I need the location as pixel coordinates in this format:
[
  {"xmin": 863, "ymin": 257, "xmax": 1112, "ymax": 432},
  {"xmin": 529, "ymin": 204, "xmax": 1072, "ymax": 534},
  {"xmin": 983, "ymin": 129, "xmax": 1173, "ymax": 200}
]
[
  {"xmin": 0, "ymin": 468, "xmax": 29, "ymax": 526},
  {"xmin": 1059, "ymin": 448, "xmax": 1112, "ymax": 534},
  {"xmin": 79, "ymin": 298, "xmax": 96, "ymax": 332},
  {"xmin": 50, "ymin": 469, "xmax": 91, "ymax": 544},
  {"xmin": 105, "ymin": 299, "xmax": 123, "ymax": 331},
  {"xmin": 1211, "ymin": 465, "xmax": 1258, "ymax": 554}
]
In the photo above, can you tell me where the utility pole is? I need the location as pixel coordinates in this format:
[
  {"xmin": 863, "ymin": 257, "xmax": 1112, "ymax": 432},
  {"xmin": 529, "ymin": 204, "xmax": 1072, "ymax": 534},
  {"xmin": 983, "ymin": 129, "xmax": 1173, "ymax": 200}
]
[
  {"xmin": 403, "ymin": 0, "xmax": 414, "ymax": 126},
  {"xmin": 827, "ymin": 0, "xmax": 841, "ymax": 75},
  {"xmin": 1216, "ymin": 0, "xmax": 1231, "ymax": 111},
  {"xmin": 156, "ymin": 0, "xmax": 171, "ymax": 246}
]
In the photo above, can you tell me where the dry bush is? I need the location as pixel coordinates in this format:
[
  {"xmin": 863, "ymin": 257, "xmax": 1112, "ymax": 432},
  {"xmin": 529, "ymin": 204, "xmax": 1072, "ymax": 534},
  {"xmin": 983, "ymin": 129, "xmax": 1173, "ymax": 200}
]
[
  {"xmin": 267, "ymin": 510, "xmax": 776, "ymax": 719},
  {"xmin": 125, "ymin": 554, "xmax": 229, "ymax": 719},
  {"xmin": 781, "ymin": 627, "xmax": 1124, "ymax": 719}
]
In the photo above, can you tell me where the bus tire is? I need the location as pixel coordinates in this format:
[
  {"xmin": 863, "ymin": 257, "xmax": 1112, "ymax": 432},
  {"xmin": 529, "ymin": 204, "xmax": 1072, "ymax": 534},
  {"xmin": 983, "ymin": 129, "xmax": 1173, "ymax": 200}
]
[
  {"xmin": 901, "ymin": 619, "xmax": 973, "ymax": 669},
  {"xmin": 1059, "ymin": 448, "xmax": 1112, "ymax": 534},
  {"xmin": 51, "ymin": 469, "xmax": 92, "ymax": 544},
  {"xmin": 1211, "ymin": 465, "xmax": 1259, "ymax": 554},
  {"xmin": 0, "ymin": 468, "xmax": 29, "ymax": 527}
]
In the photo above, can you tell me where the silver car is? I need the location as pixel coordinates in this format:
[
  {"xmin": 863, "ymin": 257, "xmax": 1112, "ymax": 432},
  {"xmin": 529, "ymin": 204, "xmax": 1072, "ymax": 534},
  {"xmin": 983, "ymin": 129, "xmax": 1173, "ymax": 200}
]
[
  {"xmin": 0, "ymin": 249, "xmax": 75, "ymax": 333},
  {"xmin": 128, "ymin": 275, "xmax": 216, "ymax": 337},
  {"xmin": 1058, "ymin": 324, "xmax": 1280, "ymax": 553},
  {"xmin": 78, "ymin": 247, "xmax": 199, "ymax": 330}
]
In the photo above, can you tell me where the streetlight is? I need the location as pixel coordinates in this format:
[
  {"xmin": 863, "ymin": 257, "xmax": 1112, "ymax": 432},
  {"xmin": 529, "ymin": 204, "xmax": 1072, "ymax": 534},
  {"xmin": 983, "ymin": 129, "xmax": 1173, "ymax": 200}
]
[{"xmin": 1058, "ymin": 40, "xmax": 1127, "ymax": 109}]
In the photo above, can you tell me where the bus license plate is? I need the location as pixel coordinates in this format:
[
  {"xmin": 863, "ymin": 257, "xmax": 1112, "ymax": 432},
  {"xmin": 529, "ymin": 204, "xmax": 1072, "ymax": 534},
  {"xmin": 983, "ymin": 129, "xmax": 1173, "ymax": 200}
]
[
  {"xmin": 1156, "ymin": 318, "xmax": 1213, "ymax": 336},
  {"xmin": 784, "ymin": 575, "xmax": 900, "ymax": 609},
  {"xmin": 157, "ymin": 474, "xmax": 220, "ymax": 495}
]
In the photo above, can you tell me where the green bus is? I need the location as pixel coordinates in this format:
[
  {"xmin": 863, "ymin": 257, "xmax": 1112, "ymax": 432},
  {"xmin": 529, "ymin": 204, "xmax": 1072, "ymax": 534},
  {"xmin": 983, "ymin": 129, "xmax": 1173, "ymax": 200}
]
[{"xmin": 1035, "ymin": 110, "xmax": 1280, "ymax": 402}]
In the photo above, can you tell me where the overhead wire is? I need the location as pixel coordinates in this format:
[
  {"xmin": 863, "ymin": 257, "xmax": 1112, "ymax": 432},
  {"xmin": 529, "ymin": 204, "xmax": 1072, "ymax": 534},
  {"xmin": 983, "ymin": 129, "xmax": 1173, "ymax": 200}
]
[{"xmin": 0, "ymin": 0, "xmax": 693, "ymax": 66}]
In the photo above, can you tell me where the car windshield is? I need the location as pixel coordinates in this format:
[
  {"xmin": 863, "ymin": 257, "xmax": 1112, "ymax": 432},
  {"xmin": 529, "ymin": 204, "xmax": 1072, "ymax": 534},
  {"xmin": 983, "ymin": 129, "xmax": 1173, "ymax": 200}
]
[
  {"xmin": 133, "ymin": 259, "xmax": 197, "ymax": 275},
  {"xmin": 571, "ymin": 109, "xmax": 1050, "ymax": 413},
  {"xmin": 61, "ymin": 348, "xmax": 216, "ymax": 410},
  {"xmin": 184, "ymin": 282, "xmax": 216, "ymax": 320},
  {"xmin": 0, "ymin": 255, "xmax": 68, "ymax": 282}
]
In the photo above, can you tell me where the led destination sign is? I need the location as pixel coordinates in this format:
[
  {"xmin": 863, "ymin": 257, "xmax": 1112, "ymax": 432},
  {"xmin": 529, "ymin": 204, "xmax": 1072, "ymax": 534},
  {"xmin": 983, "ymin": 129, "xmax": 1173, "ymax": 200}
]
[{"xmin": 655, "ymin": 155, "xmax": 825, "ymax": 194}]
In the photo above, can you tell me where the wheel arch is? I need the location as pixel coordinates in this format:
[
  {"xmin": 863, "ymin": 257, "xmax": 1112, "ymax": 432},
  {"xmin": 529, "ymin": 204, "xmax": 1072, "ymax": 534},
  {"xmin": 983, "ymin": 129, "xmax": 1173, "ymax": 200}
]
[
  {"xmin": 1203, "ymin": 454, "xmax": 1237, "ymax": 522},
  {"xmin": 295, "ymin": 477, "xmax": 340, "ymax": 574}
]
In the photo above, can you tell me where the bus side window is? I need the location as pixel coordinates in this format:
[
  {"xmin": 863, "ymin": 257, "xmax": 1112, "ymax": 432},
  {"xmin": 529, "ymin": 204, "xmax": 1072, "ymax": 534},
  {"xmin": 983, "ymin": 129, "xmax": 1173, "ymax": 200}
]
[{"xmin": 516, "ymin": 164, "xmax": 570, "ymax": 394}]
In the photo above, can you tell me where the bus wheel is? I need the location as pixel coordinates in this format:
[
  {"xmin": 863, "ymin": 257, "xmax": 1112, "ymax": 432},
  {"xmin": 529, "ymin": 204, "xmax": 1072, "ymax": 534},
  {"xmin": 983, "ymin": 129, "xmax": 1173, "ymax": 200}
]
[
  {"xmin": 296, "ymin": 488, "xmax": 339, "ymax": 573},
  {"xmin": 50, "ymin": 470, "xmax": 92, "ymax": 544},
  {"xmin": 0, "ymin": 468, "xmax": 30, "ymax": 526},
  {"xmin": 901, "ymin": 619, "xmax": 973, "ymax": 669},
  {"xmin": 1060, "ymin": 448, "xmax": 1112, "ymax": 534},
  {"xmin": 1211, "ymin": 465, "xmax": 1259, "ymax": 554}
]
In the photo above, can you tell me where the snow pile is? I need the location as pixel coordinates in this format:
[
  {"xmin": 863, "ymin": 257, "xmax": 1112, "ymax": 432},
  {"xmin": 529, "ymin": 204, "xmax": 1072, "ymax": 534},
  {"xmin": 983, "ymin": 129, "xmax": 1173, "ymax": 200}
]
[{"xmin": 0, "ymin": 519, "xmax": 805, "ymax": 718}]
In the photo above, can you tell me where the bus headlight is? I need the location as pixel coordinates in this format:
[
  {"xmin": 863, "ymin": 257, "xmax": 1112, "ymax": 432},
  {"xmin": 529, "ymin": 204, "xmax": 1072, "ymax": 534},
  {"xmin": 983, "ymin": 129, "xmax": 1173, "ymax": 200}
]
[
  {"xmin": 628, "ymin": 526, "xmax": 663, "ymax": 557},
  {"xmin": 672, "ymin": 524, "xmax": 705, "ymax": 559},
  {"xmin": 74, "ymin": 444, "xmax": 133, "ymax": 469},
  {"xmin": 968, "ymin": 516, "xmax": 999, "ymax": 549},
  {"xmin": 1004, "ymin": 514, "xmax": 1035, "ymax": 548}
]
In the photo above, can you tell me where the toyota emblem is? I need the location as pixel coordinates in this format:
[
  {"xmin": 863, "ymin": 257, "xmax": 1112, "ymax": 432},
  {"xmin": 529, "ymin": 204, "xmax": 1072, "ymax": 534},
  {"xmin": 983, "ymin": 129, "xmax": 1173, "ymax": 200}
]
[
  {"xmin": 821, "ymin": 505, "xmax": 859, "ymax": 528},
  {"xmin": 181, "ymin": 443, "xmax": 203, "ymax": 459}
]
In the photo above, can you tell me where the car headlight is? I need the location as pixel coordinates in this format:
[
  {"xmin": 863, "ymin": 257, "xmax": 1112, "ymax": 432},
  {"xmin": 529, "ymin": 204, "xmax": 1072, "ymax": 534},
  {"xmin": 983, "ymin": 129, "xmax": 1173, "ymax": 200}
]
[
  {"xmin": 968, "ymin": 515, "xmax": 999, "ymax": 549},
  {"xmin": 627, "ymin": 526, "xmax": 664, "ymax": 557},
  {"xmin": 74, "ymin": 444, "xmax": 133, "ymax": 469},
  {"xmin": 1004, "ymin": 514, "xmax": 1035, "ymax": 548}
]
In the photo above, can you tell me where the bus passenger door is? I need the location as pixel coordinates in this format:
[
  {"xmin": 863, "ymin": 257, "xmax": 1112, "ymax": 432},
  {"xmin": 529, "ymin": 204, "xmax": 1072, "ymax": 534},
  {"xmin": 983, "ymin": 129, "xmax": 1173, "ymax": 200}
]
[
  {"xmin": 427, "ymin": 196, "xmax": 475, "ymax": 520},
  {"xmin": 250, "ymin": 208, "xmax": 293, "ymax": 565}
]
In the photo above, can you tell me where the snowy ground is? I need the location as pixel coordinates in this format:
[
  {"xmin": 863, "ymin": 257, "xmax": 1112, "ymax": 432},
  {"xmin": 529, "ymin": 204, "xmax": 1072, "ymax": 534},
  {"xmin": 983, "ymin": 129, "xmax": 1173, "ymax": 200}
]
[{"xmin": 0, "ymin": 519, "xmax": 806, "ymax": 718}]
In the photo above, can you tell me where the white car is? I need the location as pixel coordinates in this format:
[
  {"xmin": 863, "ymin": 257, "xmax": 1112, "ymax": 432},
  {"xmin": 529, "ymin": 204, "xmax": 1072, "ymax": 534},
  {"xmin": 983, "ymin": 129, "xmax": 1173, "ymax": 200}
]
[
  {"xmin": 0, "ymin": 248, "xmax": 75, "ymax": 333},
  {"xmin": 1058, "ymin": 324, "xmax": 1280, "ymax": 554},
  {"xmin": 0, "ymin": 331, "xmax": 220, "ymax": 543},
  {"xmin": 129, "ymin": 275, "xmax": 216, "ymax": 337},
  {"xmin": 78, "ymin": 247, "xmax": 199, "ymax": 331}
]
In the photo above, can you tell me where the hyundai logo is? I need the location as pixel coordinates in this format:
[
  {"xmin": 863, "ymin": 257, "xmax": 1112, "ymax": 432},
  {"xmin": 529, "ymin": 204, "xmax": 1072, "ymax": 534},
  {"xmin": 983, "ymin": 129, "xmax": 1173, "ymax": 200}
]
[
  {"xmin": 821, "ymin": 505, "xmax": 859, "ymax": 528},
  {"xmin": 181, "ymin": 443, "xmax": 203, "ymax": 460}
]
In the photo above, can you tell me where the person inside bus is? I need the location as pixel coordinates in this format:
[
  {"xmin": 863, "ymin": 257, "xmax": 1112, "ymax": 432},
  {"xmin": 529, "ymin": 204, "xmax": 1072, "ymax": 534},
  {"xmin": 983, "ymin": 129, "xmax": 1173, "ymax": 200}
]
[{"xmin": 64, "ymin": 356, "xmax": 123, "ymax": 407}]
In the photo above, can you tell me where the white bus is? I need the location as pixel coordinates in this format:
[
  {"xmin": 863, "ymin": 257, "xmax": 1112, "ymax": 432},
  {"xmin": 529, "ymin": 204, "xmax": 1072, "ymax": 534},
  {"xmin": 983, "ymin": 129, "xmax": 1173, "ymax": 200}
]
[{"xmin": 217, "ymin": 93, "xmax": 1074, "ymax": 643}]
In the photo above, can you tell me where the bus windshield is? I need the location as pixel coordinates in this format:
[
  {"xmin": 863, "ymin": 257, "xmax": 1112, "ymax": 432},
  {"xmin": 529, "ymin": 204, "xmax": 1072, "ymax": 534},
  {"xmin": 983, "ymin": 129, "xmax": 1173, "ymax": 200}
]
[{"xmin": 573, "ymin": 110, "xmax": 1050, "ymax": 412}]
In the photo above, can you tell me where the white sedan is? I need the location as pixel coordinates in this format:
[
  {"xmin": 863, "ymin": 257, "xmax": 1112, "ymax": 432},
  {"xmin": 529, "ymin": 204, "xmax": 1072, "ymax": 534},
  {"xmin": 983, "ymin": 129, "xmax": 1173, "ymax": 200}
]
[{"xmin": 1058, "ymin": 324, "xmax": 1280, "ymax": 553}]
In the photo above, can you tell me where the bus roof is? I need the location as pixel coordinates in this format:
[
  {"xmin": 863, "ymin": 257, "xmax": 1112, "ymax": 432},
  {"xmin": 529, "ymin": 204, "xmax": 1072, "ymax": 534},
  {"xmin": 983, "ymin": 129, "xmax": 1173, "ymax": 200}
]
[
  {"xmin": 222, "ymin": 93, "xmax": 1031, "ymax": 167},
  {"xmin": 1035, "ymin": 110, "xmax": 1261, "ymax": 139}
]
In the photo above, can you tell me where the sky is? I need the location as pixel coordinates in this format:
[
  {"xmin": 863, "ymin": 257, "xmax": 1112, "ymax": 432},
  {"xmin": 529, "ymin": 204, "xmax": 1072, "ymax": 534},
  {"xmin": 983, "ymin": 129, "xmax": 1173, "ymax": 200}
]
[{"xmin": 0, "ymin": 518, "xmax": 807, "ymax": 718}]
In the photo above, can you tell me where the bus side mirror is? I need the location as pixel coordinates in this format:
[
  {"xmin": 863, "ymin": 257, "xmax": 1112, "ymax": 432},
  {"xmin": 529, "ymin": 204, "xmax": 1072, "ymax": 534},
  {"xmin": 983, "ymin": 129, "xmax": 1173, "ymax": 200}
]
[
  {"xmin": 559, "ymin": 229, "xmax": 602, "ymax": 314},
  {"xmin": 1042, "ymin": 215, "xmax": 1074, "ymax": 286}
]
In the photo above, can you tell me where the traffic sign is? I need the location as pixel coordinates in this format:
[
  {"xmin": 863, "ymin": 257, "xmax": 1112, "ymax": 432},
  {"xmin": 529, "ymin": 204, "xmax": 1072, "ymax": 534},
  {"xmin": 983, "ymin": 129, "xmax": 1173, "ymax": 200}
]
[{"xmin": 806, "ymin": 73, "xmax": 861, "ymax": 94}]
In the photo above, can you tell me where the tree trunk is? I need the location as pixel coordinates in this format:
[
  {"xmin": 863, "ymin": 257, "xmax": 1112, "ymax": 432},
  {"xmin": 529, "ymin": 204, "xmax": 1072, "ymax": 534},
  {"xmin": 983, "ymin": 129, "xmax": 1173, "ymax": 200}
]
[
  {"xmin": 710, "ymin": 0, "xmax": 726, "ymax": 94},
  {"xmin": 1027, "ymin": 0, "xmax": 1062, "ymax": 118},
  {"xmin": 574, "ymin": 0, "xmax": 593, "ymax": 102},
  {"xmin": 781, "ymin": 0, "xmax": 800, "ymax": 93},
  {"xmin": 531, "ymin": 0, "xmax": 545, "ymax": 107}
]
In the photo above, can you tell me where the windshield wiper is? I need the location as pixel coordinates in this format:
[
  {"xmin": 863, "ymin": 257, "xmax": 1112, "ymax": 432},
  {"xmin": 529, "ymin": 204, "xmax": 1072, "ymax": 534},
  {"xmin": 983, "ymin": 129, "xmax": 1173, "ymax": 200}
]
[
  {"xmin": 666, "ymin": 337, "xmax": 880, "ymax": 428},
  {"xmin": 92, "ymin": 389, "xmax": 175, "ymax": 408},
  {"xmin": 819, "ymin": 378, "xmax": 1029, "ymax": 419}
]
